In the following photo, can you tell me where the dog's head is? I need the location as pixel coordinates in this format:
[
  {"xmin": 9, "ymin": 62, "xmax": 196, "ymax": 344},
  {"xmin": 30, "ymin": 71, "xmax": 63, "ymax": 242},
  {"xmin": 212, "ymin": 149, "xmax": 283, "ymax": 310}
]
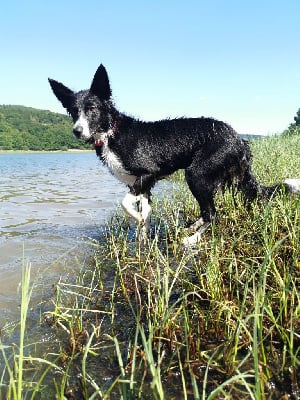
[{"xmin": 49, "ymin": 64, "xmax": 113, "ymax": 143}]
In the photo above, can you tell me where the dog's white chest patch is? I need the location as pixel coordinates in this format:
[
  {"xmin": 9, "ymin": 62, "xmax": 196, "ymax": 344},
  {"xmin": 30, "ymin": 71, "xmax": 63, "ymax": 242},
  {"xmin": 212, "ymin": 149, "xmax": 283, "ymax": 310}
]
[{"xmin": 101, "ymin": 143, "xmax": 137, "ymax": 187}]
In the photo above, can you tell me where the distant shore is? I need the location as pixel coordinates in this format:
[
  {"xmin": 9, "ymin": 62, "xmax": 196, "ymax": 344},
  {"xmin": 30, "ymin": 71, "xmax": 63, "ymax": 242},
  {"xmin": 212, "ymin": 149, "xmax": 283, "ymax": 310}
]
[{"xmin": 0, "ymin": 149, "xmax": 93, "ymax": 154}]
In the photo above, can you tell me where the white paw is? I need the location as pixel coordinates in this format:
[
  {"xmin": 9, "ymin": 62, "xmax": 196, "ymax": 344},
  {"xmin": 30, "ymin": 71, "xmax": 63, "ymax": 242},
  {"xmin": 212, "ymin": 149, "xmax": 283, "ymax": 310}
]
[
  {"xmin": 182, "ymin": 231, "xmax": 203, "ymax": 247},
  {"xmin": 185, "ymin": 217, "xmax": 205, "ymax": 233},
  {"xmin": 182, "ymin": 222, "xmax": 210, "ymax": 247}
]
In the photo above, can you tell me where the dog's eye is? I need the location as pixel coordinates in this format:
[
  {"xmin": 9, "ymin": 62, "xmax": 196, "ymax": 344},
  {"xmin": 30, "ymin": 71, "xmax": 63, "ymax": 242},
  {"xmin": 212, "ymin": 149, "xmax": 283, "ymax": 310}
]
[{"xmin": 85, "ymin": 104, "xmax": 97, "ymax": 113}]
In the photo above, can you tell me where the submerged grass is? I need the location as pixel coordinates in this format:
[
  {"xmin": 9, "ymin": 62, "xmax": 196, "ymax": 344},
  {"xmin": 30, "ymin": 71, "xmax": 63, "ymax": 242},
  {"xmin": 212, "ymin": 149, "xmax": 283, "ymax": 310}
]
[{"xmin": 0, "ymin": 132, "xmax": 300, "ymax": 399}]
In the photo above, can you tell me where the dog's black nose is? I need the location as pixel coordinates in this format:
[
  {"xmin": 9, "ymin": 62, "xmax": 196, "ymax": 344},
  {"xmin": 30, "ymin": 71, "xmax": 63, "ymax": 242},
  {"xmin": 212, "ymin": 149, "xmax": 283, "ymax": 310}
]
[{"xmin": 73, "ymin": 125, "xmax": 83, "ymax": 138}]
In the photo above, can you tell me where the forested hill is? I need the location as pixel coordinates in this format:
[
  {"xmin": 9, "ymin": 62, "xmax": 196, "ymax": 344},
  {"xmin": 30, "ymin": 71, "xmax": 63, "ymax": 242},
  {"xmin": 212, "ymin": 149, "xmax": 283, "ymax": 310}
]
[
  {"xmin": 0, "ymin": 105, "xmax": 90, "ymax": 150},
  {"xmin": 0, "ymin": 105, "xmax": 264, "ymax": 151}
]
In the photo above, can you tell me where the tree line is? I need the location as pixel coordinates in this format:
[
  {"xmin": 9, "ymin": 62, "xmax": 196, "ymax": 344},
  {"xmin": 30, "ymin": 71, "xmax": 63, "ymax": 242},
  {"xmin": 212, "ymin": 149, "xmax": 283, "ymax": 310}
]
[
  {"xmin": 0, "ymin": 105, "xmax": 90, "ymax": 151},
  {"xmin": 0, "ymin": 105, "xmax": 299, "ymax": 151},
  {"xmin": 292, "ymin": 108, "xmax": 300, "ymax": 126}
]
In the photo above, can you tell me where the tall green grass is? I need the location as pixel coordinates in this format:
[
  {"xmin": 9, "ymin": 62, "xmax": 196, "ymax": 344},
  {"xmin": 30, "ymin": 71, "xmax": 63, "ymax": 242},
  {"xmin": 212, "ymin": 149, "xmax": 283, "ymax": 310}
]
[
  {"xmin": 0, "ymin": 258, "xmax": 66, "ymax": 399},
  {"xmin": 1, "ymin": 132, "xmax": 299, "ymax": 399},
  {"xmin": 0, "ymin": 257, "xmax": 33, "ymax": 399}
]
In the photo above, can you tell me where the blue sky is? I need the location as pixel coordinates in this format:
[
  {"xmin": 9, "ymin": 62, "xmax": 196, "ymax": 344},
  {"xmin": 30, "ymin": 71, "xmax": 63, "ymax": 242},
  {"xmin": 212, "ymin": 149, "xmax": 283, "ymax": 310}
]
[{"xmin": 1, "ymin": 0, "xmax": 299, "ymax": 135}]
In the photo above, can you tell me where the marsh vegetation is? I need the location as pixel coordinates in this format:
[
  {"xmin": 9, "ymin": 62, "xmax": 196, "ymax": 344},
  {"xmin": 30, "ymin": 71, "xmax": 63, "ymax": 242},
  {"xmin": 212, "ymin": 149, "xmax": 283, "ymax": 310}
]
[{"xmin": 1, "ymin": 132, "xmax": 300, "ymax": 399}]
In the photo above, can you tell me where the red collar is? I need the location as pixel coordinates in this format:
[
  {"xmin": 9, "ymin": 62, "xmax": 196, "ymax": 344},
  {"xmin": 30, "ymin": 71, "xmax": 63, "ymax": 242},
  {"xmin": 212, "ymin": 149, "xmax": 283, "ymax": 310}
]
[
  {"xmin": 94, "ymin": 139, "xmax": 105, "ymax": 147},
  {"xmin": 93, "ymin": 121, "xmax": 117, "ymax": 147}
]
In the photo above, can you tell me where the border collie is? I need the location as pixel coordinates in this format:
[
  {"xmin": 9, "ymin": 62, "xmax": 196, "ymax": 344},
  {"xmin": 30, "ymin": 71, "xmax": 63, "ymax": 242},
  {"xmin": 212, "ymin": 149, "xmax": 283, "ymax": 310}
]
[{"xmin": 49, "ymin": 64, "xmax": 300, "ymax": 245}]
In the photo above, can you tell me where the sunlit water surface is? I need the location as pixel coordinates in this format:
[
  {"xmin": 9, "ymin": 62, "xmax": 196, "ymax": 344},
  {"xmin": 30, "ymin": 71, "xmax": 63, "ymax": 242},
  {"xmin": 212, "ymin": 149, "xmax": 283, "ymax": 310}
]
[{"xmin": 0, "ymin": 152, "xmax": 128, "ymax": 325}]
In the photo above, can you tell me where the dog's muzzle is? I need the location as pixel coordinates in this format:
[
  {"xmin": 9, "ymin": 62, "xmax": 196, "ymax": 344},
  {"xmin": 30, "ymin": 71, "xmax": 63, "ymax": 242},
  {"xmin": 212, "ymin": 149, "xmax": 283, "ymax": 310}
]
[
  {"xmin": 73, "ymin": 125, "xmax": 83, "ymax": 139},
  {"xmin": 73, "ymin": 126, "xmax": 95, "ymax": 144}
]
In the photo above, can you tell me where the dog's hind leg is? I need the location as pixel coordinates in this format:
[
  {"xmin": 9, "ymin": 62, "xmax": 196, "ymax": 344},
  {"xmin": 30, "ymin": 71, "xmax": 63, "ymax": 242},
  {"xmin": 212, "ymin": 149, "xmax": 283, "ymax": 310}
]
[
  {"xmin": 185, "ymin": 217, "xmax": 205, "ymax": 233},
  {"xmin": 183, "ymin": 167, "xmax": 218, "ymax": 246},
  {"xmin": 183, "ymin": 222, "xmax": 211, "ymax": 247}
]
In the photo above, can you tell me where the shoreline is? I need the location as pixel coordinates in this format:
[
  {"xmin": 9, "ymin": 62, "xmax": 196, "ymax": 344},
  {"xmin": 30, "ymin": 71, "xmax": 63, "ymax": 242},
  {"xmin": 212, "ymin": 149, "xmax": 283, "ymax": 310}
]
[{"xmin": 0, "ymin": 149, "xmax": 93, "ymax": 154}]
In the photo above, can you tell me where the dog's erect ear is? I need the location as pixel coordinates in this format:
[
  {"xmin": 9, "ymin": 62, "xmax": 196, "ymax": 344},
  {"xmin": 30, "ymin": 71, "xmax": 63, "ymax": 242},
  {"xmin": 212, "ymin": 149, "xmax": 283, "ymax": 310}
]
[
  {"xmin": 90, "ymin": 64, "xmax": 112, "ymax": 101},
  {"xmin": 48, "ymin": 79, "xmax": 74, "ymax": 110}
]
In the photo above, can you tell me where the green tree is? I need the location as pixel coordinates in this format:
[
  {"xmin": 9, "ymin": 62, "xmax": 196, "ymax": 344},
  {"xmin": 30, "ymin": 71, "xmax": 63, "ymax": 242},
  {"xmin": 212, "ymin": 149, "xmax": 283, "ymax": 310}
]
[
  {"xmin": 285, "ymin": 108, "xmax": 300, "ymax": 136},
  {"xmin": 293, "ymin": 108, "xmax": 300, "ymax": 126},
  {"xmin": 0, "ymin": 105, "xmax": 90, "ymax": 151}
]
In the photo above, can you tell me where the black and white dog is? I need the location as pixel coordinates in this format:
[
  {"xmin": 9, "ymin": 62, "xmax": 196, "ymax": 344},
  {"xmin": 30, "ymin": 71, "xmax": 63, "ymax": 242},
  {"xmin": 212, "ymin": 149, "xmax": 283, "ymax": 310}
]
[{"xmin": 49, "ymin": 64, "xmax": 300, "ymax": 245}]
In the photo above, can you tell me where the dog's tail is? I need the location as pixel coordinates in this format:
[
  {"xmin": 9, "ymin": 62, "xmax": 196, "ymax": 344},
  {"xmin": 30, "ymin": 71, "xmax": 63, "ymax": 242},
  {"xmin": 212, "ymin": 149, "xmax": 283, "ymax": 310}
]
[{"xmin": 239, "ymin": 141, "xmax": 300, "ymax": 202}]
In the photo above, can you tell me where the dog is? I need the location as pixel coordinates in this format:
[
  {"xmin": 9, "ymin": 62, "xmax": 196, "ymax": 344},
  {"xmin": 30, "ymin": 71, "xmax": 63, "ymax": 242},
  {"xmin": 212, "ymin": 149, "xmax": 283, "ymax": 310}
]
[{"xmin": 48, "ymin": 64, "xmax": 300, "ymax": 245}]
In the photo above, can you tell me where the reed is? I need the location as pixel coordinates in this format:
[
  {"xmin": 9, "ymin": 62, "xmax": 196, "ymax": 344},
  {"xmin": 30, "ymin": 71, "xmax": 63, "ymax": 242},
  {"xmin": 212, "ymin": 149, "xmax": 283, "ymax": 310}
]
[{"xmin": 0, "ymin": 256, "xmax": 32, "ymax": 399}]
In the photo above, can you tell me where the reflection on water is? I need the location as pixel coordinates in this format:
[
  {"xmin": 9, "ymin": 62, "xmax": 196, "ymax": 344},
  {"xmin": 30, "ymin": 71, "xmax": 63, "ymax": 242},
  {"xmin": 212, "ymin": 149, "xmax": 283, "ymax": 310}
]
[{"xmin": 0, "ymin": 152, "xmax": 127, "ymax": 324}]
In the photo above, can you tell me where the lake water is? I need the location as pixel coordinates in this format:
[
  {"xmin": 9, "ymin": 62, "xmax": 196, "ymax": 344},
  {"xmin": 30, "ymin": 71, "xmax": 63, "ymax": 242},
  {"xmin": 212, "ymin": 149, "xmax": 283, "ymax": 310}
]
[{"xmin": 0, "ymin": 152, "xmax": 128, "ymax": 326}]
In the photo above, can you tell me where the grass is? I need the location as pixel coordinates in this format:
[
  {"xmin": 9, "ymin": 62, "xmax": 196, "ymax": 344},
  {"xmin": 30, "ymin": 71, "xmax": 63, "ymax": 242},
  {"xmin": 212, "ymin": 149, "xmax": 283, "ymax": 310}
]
[{"xmin": 0, "ymin": 131, "xmax": 299, "ymax": 399}]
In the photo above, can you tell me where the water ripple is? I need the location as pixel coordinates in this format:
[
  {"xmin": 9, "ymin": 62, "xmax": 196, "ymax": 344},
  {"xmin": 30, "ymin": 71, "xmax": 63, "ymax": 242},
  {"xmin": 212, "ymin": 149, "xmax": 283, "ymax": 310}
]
[{"xmin": 0, "ymin": 152, "xmax": 127, "ymax": 323}]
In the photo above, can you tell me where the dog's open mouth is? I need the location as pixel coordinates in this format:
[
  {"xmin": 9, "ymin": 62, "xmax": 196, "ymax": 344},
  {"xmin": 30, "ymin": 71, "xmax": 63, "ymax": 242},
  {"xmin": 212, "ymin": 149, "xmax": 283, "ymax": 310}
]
[
  {"xmin": 86, "ymin": 137, "xmax": 96, "ymax": 144},
  {"xmin": 88, "ymin": 133, "xmax": 104, "ymax": 146}
]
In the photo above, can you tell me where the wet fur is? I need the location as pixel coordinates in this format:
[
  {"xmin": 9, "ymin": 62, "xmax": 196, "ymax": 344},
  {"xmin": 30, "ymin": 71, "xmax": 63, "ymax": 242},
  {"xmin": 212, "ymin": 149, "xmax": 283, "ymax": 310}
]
[{"xmin": 49, "ymin": 64, "xmax": 300, "ymax": 245}]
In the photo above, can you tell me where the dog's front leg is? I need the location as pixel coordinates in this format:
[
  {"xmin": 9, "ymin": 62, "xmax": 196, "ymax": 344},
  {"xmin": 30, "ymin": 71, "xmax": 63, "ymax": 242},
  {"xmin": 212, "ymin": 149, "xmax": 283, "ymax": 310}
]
[
  {"xmin": 122, "ymin": 192, "xmax": 143, "ymax": 222},
  {"xmin": 137, "ymin": 194, "xmax": 151, "ymax": 242},
  {"xmin": 121, "ymin": 192, "xmax": 151, "ymax": 229},
  {"xmin": 138, "ymin": 194, "xmax": 151, "ymax": 231}
]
